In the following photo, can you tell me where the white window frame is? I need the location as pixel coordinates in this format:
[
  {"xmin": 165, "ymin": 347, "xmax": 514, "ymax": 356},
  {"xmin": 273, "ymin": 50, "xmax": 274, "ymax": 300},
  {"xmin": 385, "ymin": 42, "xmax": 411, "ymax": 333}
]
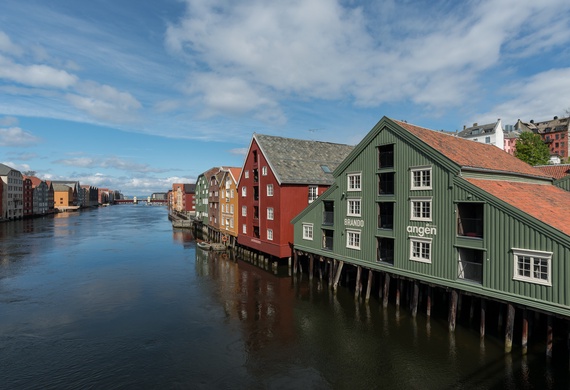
[
  {"xmin": 346, "ymin": 229, "xmax": 361, "ymax": 250},
  {"xmin": 347, "ymin": 198, "xmax": 361, "ymax": 217},
  {"xmin": 410, "ymin": 166, "xmax": 432, "ymax": 190},
  {"xmin": 262, "ymin": 166, "xmax": 268, "ymax": 176},
  {"xmin": 410, "ymin": 197, "xmax": 432, "ymax": 222},
  {"xmin": 410, "ymin": 237, "xmax": 432, "ymax": 263},
  {"xmin": 308, "ymin": 185, "xmax": 318, "ymax": 203},
  {"xmin": 267, "ymin": 229, "xmax": 273, "ymax": 241},
  {"xmin": 242, "ymin": 224, "xmax": 247, "ymax": 234},
  {"xmin": 347, "ymin": 173, "xmax": 362, "ymax": 191},
  {"xmin": 241, "ymin": 186, "xmax": 247, "ymax": 197},
  {"xmin": 245, "ymin": 170, "xmax": 249, "ymax": 179},
  {"xmin": 267, "ymin": 207, "xmax": 274, "ymax": 220},
  {"xmin": 512, "ymin": 248, "xmax": 552, "ymax": 286},
  {"xmin": 267, "ymin": 184, "xmax": 274, "ymax": 196},
  {"xmin": 242, "ymin": 206, "xmax": 247, "ymax": 216},
  {"xmin": 302, "ymin": 223, "xmax": 313, "ymax": 240}
]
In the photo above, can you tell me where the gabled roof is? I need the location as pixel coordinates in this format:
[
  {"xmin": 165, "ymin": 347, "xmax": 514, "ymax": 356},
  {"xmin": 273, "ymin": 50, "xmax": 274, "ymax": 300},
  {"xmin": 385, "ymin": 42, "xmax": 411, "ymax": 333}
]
[
  {"xmin": 534, "ymin": 164, "xmax": 570, "ymax": 180},
  {"xmin": 53, "ymin": 183, "xmax": 72, "ymax": 192},
  {"xmin": 0, "ymin": 163, "xmax": 19, "ymax": 176},
  {"xmin": 532, "ymin": 116, "xmax": 570, "ymax": 134},
  {"xmin": 183, "ymin": 183, "xmax": 196, "ymax": 193},
  {"xmin": 23, "ymin": 176, "xmax": 43, "ymax": 187},
  {"xmin": 392, "ymin": 119, "xmax": 551, "ymax": 180},
  {"xmin": 228, "ymin": 167, "xmax": 242, "ymax": 183},
  {"xmin": 254, "ymin": 133, "xmax": 354, "ymax": 185},
  {"xmin": 466, "ymin": 178, "xmax": 570, "ymax": 236},
  {"xmin": 457, "ymin": 120, "xmax": 499, "ymax": 138}
]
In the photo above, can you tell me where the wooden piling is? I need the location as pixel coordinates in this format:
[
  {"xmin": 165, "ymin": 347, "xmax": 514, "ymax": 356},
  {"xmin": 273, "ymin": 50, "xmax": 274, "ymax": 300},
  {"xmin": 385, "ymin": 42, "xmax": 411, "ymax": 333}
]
[
  {"xmin": 365, "ymin": 269, "xmax": 373, "ymax": 302},
  {"xmin": 522, "ymin": 309, "xmax": 529, "ymax": 355},
  {"xmin": 546, "ymin": 315, "xmax": 553, "ymax": 358},
  {"xmin": 480, "ymin": 299, "xmax": 486, "ymax": 338},
  {"xmin": 293, "ymin": 251, "xmax": 298, "ymax": 275},
  {"xmin": 412, "ymin": 281, "xmax": 419, "ymax": 317},
  {"xmin": 426, "ymin": 286, "xmax": 432, "ymax": 318},
  {"xmin": 396, "ymin": 279, "xmax": 401, "ymax": 308},
  {"xmin": 448, "ymin": 289, "xmax": 458, "ymax": 332},
  {"xmin": 382, "ymin": 273, "xmax": 390, "ymax": 308},
  {"xmin": 505, "ymin": 303, "xmax": 515, "ymax": 353},
  {"xmin": 355, "ymin": 266, "xmax": 362, "ymax": 299},
  {"xmin": 332, "ymin": 261, "xmax": 344, "ymax": 291},
  {"xmin": 309, "ymin": 254, "xmax": 314, "ymax": 280}
]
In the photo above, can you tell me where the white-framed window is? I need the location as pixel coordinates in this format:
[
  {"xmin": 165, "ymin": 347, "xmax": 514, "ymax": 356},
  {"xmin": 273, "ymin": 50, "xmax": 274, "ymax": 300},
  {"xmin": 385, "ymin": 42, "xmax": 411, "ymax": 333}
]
[
  {"xmin": 242, "ymin": 224, "xmax": 247, "ymax": 234},
  {"xmin": 410, "ymin": 237, "xmax": 432, "ymax": 263},
  {"xmin": 267, "ymin": 229, "xmax": 273, "ymax": 241},
  {"xmin": 411, "ymin": 166, "xmax": 432, "ymax": 190},
  {"xmin": 230, "ymin": 204, "xmax": 234, "ymax": 214},
  {"xmin": 513, "ymin": 248, "xmax": 552, "ymax": 286},
  {"xmin": 262, "ymin": 166, "xmax": 268, "ymax": 176},
  {"xmin": 241, "ymin": 186, "xmax": 247, "ymax": 197},
  {"xmin": 230, "ymin": 218, "xmax": 234, "ymax": 228},
  {"xmin": 410, "ymin": 197, "xmax": 432, "ymax": 221},
  {"xmin": 267, "ymin": 184, "xmax": 274, "ymax": 196},
  {"xmin": 308, "ymin": 185, "xmax": 318, "ymax": 203},
  {"xmin": 347, "ymin": 198, "xmax": 361, "ymax": 217},
  {"xmin": 267, "ymin": 207, "xmax": 274, "ymax": 220},
  {"xmin": 346, "ymin": 229, "xmax": 361, "ymax": 250},
  {"xmin": 347, "ymin": 173, "xmax": 362, "ymax": 191},
  {"xmin": 242, "ymin": 206, "xmax": 247, "ymax": 216},
  {"xmin": 302, "ymin": 223, "xmax": 313, "ymax": 240},
  {"xmin": 245, "ymin": 170, "xmax": 249, "ymax": 178}
]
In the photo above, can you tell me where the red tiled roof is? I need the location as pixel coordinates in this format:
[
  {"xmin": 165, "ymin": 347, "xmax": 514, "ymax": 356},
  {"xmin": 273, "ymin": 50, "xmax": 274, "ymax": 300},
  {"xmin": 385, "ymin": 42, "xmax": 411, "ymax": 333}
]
[
  {"xmin": 392, "ymin": 119, "xmax": 551, "ymax": 179},
  {"xmin": 23, "ymin": 175, "xmax": 42, "ymax": 187},
  {"xmin": 466, "ymin": 178, "xmax": 570, "ymax": 236},
  {"xmin": 228, "ymin": 167, "xmax": 242, "ymax": 182},
  {"xmin": 534, "ymin": 165, "xmax": 570, "ymax": 180}
]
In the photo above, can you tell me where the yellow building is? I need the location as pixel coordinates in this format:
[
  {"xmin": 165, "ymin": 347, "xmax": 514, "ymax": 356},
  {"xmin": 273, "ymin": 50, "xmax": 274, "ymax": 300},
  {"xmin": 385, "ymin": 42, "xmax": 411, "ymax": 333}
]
[
  {"xmin": 219, "ymin": 167, "xmax": 241, "ymax": 246},
  {"xmin": 53, "ymin": 183, "xmax": 77, "ymax": 211}
]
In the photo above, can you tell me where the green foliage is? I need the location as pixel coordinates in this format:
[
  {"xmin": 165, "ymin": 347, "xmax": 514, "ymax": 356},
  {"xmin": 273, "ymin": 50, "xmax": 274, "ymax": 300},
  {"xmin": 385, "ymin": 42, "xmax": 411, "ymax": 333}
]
[{"xmin": 514, "ymin": 132, "xmax": 550, "ymax": 166}]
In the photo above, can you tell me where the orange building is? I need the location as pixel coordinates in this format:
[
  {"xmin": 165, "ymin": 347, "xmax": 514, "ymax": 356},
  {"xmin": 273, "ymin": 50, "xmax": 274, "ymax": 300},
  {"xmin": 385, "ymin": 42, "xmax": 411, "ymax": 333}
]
[{"xmin": 219, "ymin": 167, "xmax": 242, "ymax": 246}]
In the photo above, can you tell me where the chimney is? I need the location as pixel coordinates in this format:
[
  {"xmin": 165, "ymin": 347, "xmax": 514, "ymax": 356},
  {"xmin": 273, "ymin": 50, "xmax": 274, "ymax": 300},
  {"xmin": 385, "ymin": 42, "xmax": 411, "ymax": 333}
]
[
  {"xmin": 473, "ymin": 123, "xmax": 478, "ymax": 127},
  {"xmin": 463, "ymin": 125, "xmax": 466, "ymax": 130},
  {"xmin": 554, "ymin": 116, "xmax": 558, "ymax": 120},
  {"xmin": 530, "ymin": 119, "xmax": 534, "ymax": 124}
]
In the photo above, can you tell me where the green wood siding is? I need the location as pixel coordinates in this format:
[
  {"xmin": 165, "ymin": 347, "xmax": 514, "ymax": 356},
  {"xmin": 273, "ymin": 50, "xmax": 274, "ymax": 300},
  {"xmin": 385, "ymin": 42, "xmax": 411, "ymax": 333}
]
[{"xmin": 293, "ymin": 117, "xmax": 570, "ymax": 317}]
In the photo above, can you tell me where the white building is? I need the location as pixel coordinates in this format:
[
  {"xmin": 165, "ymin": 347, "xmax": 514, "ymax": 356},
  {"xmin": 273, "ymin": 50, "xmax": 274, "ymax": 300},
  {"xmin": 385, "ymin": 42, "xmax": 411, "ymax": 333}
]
[
  {"xmin": 0, "ymin": 163, "xmax": 23, "ymax": 220},
  {"xmin": 457, "ymin": 119, "xmax": 504, "ymax": 149}
]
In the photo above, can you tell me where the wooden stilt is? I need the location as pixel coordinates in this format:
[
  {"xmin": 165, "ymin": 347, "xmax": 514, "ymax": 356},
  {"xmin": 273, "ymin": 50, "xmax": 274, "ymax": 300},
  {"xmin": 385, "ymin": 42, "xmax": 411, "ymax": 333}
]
[
  {"xmin": 505, "ymin": 303, "xmax": 515, "ymax": 353},
  {"xmin": 309, "ymin": 254, "xmax": 314, "ymax": 280},
  {"xmin": 546, "ymin": 315, "xmax": 553, "ymax": 358},
  {"xmin": 293, "ymin": 251, "xmax": 298, "ymax": 275},
  {"xmin": 426, "ymin": 286, "xmax": 432, "ymax": 318},
  {"xmin": 412, "ymin": 281, "xmax": 419, "ymax": 317},
  {"xmin": 396, "ymin": 279, "xmax": 401, "ymax": 308},
  {"xmin": 365, "ymin": 269, "xmax": 373, "ymax": 302},
  {"xmin": 522, "ymin": 309, "xmax": 529, "ymax": 355},
  {"xmin": 318, "ymin": 259, "xmax": 323, "ymax": 281},
  {"xmin": 498, "ymin": 304, "xmax": 504, "ymax": 332},
  {"xmin": 480, "ymin": 299, "xmax": 486, "ymax": 338},
  {"xmin": 332, "ymin": 261, "xmax": 344, "ymax": 291},
  {"xmin": 383, "ymin": 273, "xmax": 390, "ymax": 308},
  {"xmin": 355, "ymin": 266, "xmax": 362, "ymax": 299},
  {"xmin": 469, "ymin": 297, "xmax": 475, "ymax": 324},
  {"xmin": 378, "ymin": 272, "xmax": 383, "ymax": 299},
  {"xmin": 448, "ymin": 289, "xmax": 458, "ymax": 332}
]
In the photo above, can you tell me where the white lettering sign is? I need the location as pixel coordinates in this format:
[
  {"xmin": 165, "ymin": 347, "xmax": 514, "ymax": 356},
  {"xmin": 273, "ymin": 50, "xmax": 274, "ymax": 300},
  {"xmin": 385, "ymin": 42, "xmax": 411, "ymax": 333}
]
[
  {"xmin": 406, "ymin": 225, "xmax": 437, "ymax": 237},
  {"xmin": 344, "ymin": 218, "xmax": 364, "ymax": 227}
]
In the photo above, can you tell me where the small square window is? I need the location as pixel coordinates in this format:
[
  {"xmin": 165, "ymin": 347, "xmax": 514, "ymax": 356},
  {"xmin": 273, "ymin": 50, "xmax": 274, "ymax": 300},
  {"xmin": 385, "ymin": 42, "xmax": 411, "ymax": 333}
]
[
  {"xmin": 267, "ymin": 207, "xmax": 274, "ymax": 220},
  {"xmin": 410, "ymin": 197, "xmax": 432, "ymax": 221},
  {"xmin": 262, "ymin": 166, "xmax": 268, "ymax": 176},
  {"xmin": 347, "ymin": 199, "xmax": 361, "ymax": 217},
  {"xmin": 267, "ymin": 184, "xmax": 274, "ymax": 196},
  {"xmin": 267, "ymin": 229, "xmax": 273, "ymax": 241},
  {"xmin": 410, "ymin": 237, "xmax": 432, "ymax": 263},
  {"xmin": 410, "ymin": 167, "xmax": 432, "ymax": 190},
  {"xmin": 347, "ymin": 173, "xmax": 361, "ymax": 191},
  {"xmin": 513, "ymin": 248, "xmax": 552, "ymax": 286},
  {"xmin": 346, "ymin": 229, "xmax": 361, "ymax": 250},
  {"xmin": 303, "ymin": 223, "xmax": 313, "ymax": 240}
]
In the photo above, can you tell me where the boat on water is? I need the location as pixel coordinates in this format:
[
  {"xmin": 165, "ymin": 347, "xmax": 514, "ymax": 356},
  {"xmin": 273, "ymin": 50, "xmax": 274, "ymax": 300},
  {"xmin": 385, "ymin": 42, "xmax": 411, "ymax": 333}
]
[{"xmin": 196, "ymin": 240, "xmax": 227, "ymax": 251}]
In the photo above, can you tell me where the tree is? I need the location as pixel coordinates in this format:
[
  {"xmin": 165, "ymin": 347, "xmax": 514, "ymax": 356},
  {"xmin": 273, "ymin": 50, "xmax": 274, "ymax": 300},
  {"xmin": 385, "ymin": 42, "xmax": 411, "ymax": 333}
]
[
  {"xmin": 514, "ymin": 132, "xmax": 550, "ymax": 166},
  {"xmin": 22, "ymin": 170, "xmax": 37, "ymax": 177}
]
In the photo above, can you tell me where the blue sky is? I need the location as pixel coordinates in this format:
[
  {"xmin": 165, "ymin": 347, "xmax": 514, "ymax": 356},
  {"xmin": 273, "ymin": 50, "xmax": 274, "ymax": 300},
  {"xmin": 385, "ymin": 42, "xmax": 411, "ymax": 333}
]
[{"xmin": 1, "ymin": 0, "xmax": 570, "ymax": 196}]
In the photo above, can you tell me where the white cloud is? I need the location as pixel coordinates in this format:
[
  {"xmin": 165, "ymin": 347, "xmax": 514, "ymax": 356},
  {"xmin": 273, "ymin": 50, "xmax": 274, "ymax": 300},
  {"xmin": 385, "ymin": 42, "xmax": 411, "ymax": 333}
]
[
  {"xmin": 0, "ymin": 116, "xmax": 19, "ymax": 126},
  {"xmin": 0, "ymin": 127, "xmax": 41, "ymax": 146},
  {"xmin": 476, "ymin": 67, "xmax": 570, "ymax": 125},
  {"xmin": 66, "ymin": 81, "xmax": 142, "ymax": 123},
  {"xmin": 166, "ymin": 0, "xmax": 570, "ymax": 117},
  {"xmin": 0, "ymin": 31, "xmax": 22, "ymax": 56},
  {"xmin": 53, "ymin": 155, "xmax": 164, "ymax": 174},
  {"xmin": 0, "ymin": 55, "xmax": 78, "ymax": 89}
]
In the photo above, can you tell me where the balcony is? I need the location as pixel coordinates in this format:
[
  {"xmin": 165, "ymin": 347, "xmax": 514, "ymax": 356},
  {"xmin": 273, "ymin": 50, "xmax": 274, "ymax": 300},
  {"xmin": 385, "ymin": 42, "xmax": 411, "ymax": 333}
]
[
  {"xmin": 457, "ymin": 247, "xmax": 483, "ymax": 284},
  {"xmin": 457, "ymin": 203, "xmax": 484, "ymax": 238},
  {"xmin": 322, "ymin": 231, "xmax": 334, "ymax": 251}
]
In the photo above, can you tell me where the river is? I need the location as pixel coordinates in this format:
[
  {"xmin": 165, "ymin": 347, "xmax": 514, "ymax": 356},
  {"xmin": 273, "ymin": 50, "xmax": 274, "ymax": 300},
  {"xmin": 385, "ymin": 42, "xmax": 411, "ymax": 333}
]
[{"xmin": 0, "ymin": 205, "xmax": 568, "ymax": 389}]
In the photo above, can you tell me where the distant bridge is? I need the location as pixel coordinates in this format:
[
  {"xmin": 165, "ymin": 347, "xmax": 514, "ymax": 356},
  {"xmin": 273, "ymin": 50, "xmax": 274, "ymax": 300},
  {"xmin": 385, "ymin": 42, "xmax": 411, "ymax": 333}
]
[{"xmin": 114, "ymin": 199, "xmax": 167, "ymax": 205}]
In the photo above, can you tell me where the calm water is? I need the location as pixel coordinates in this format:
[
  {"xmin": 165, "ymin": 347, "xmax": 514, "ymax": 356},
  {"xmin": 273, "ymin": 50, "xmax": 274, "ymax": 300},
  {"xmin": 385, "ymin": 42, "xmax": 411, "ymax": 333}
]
[{"xmin": 0, "ymin": 205, "xmax": 568, "ymax": 389}]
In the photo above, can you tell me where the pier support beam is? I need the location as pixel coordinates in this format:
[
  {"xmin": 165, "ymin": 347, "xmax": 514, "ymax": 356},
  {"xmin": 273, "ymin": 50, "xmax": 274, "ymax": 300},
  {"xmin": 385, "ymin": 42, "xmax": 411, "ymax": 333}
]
[
  {"xmin": 382, "ymin": 273, "xmax": 390, "ymax": 308},
  {"xmin": 355, "ymin": 266, "xmax": 362, "ymax": 299},
  {"xmin": 547, "ymin": 315, "xmax": 553, "ymax": 358},
  {"xmin": 505, "ymin": 303, "xmax": 515, "ymax": 353},
  {"xmin": 426, "ymin": 286, "xmax": 432, "ymax": 318},
  {"xmin": 293, "ymin": 251, "xmax": 298, "ymax": 275},
  {"xmin": 332, "ymin": 261, "xmax": 344, "ymax": 291},
  {"xmin": 396, "ymin": 279, "xmax": 402, "ymax": 308},
  {"xmin": 309, "ymin": 254, "xmax": 314, "ymax": 280},
  {"xmin": 365, "ymin": 269, "xmax": 373, "ymax": 302},
  {"xmin": 448, "ymin": 289, "xmax": 458, "ymax": 332},
  {"xmin": 412, "ymin": 281, "xmax": 419, "ymax": 317},
  {"xmin": 522, "ymin": 309, "xmax": 529, "ymax": 355},
  {"xmin": 480, "ymin": 299, "xmax": 486, "ymax": 338}
]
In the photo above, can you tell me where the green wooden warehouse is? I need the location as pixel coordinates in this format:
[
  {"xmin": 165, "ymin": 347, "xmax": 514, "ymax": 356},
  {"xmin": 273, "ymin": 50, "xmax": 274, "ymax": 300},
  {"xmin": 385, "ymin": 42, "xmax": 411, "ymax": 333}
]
[{"xmin": 292, "ymin": 116, "xmax": 570, "ymax": 355}]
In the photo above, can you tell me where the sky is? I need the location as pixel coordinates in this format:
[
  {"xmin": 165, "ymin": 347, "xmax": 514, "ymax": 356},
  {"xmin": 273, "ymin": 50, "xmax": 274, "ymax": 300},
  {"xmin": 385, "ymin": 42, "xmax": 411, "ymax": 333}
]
[{"xmin": 1, "ymin": 0, "xmax": 570, "ymax": 196}]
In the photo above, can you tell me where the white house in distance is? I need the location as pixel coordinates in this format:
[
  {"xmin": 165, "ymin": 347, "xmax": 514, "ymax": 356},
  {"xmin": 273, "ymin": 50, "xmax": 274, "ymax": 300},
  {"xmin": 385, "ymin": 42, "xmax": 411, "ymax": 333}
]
[
  {"xmin": 0, "ymin": 163, "xmax": 23, "ymax": 220},
  {"xmin": 457, "ymin": 119, "xmax": 504, "ymax": 150}
]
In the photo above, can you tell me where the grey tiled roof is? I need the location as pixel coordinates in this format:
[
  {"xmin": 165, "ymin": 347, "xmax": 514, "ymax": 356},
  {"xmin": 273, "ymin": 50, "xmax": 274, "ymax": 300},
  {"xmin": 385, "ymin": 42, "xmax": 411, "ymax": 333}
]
[
  {"xmin": 255, "ymin": 134, "xmax": 354, "ymax": 185},
  {"xmin": 0, "ymin": 163, "xmax": 17, "ymax": 175},
  {"xmin": 457, "ymin": 122, "xmax": 497, "ymax": 138}
]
